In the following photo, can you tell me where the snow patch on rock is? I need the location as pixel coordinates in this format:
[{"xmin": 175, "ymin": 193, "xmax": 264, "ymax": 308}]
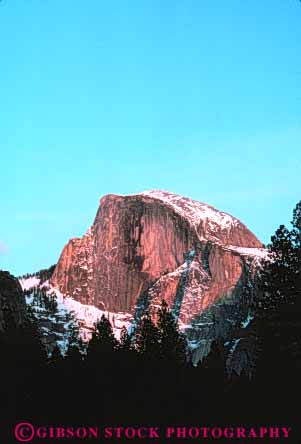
[
  {"xmin": 20, "ymin": 277, "xmax": 132, "ymax": 342},
  {"xmin": 20, "ymin": 276, "xmax": 41, "ymax": 290},
  {"xmin": 227, "ymin": 245, "xmax": 268, "ymax": 259},
  {"xmin": 138, "ymin": 190, "xmax": 239, "ymax": 230}
]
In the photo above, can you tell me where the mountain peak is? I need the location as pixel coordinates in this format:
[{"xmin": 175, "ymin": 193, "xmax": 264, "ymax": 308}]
[{"xmin": 137, "ymin": 190, "xmax": 239, "ymax": 231}]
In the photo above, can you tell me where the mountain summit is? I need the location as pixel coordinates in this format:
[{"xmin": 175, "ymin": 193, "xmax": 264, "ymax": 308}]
[{"xmin": 51, "ymin": 190, "xmax": 264, "ymax": 329}]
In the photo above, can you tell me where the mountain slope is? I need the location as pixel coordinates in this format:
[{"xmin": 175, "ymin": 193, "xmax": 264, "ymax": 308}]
[{"xmin": 0, "ymin": 271, "xmax": 26, "ymax": 331}]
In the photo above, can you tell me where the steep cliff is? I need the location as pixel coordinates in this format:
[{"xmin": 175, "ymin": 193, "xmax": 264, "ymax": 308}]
[{"xmin": 51, "ymin": 190, "xmax": 264, "ymax": 331}]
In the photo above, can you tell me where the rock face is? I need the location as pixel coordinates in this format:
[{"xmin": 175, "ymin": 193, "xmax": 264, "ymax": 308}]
[
  {"xmin": 51, "ymin": 191, "xmax": 264, "ymax": 330},
  {"xmin": 0, "ymin": 271, "xmax": 27, "ymax": 331}
]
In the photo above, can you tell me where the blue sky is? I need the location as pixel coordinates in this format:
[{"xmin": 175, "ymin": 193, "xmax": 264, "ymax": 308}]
[{"xmin": 0, "ymin": 0, "xmax": 301, "ymax": 275}]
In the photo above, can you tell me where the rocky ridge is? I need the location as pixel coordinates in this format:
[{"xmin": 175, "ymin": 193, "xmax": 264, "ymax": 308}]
[{"xmin": 0, "ymin": 270, "xmax": 27, "ymax": 331}]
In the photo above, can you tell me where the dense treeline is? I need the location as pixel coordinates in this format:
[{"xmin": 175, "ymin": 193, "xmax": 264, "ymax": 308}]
[
  {"xmin": 0, "ymin": 297, "xmax": 229, "ymax": 423},
  {"xmin": 253, "ymin": 201, "xmax": 301, "ymax": 395},
  {"xmin": 19, "ymin": 264, "xmax": 56, "ymax": 283},
  {"xmin": 0, "ymin": 202, "xmax": 301, "ymax": 426}
]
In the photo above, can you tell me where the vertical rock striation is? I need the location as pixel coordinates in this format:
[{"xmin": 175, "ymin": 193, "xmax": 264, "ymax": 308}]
[{"xmin": 51, "ymin": 190, "xmax": 264, "ymax": 331}]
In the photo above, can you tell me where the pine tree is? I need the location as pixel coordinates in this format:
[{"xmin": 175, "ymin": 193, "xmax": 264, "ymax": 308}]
[
  {"xmin": 254, "ymin": 201, "xmax": 301, "ymax": 386},
  {"xmin": 135, "ymin": 310, "xmax": 160, "ymax": 359},
  {"xmin": 65, "ymin": 342, "xmax": 84, "ymax": 367},
  {"xmin": 257, "ymin": 201, "xmax": 301, "ymax": 310},
  {"xmin": 157, "ymin": 299, "xmax": 187, "ymax": 365},
  {"xmin": 116, "ymin": 326, "xmax": 137, "ymax": 381},
  {"xmin": 64, "ymin": 311, "xmax": 81, "ymax": 351},
  {"xmin": 87, "ymin": 314, "xmax": 118, "ymax": 365},
  {"xmin": 259, "ymin": 224, "xmax": 295, "ymax": 308},
  {"xmin": 291, "ymin": 201, "xmax": 301, "ymax": 303},
  {"xmin": 119, "ymin": 326, "xmax": 132, "ymax": 352}
]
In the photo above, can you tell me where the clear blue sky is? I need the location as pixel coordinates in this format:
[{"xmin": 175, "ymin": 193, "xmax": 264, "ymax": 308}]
[{"xmin": 0, "ymin": 0, "xmax": 301, "ymax": 276}]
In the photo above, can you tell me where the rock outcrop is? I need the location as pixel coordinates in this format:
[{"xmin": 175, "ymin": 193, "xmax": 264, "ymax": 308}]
[
  {"xmin": 51, "ymin": 191, "xmax": 265, "ymax": 331},
  {"xmin": 0, "ymin": 270, "xmax": 27, "ymax": 331}
]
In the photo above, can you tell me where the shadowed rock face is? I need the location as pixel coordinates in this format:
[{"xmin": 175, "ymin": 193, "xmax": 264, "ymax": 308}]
[
  {"xmin": 51, "ymin": 191, "xmax": 264, "ymax": 327},
  {"xmin": 0, "ymin": 271, "xmax": 26, "ymax": 331}
]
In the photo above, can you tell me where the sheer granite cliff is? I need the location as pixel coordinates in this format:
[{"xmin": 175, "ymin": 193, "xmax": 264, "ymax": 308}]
[{"xmin": 51, "ymin": 191, "xmax": 264, "ymax": 331}]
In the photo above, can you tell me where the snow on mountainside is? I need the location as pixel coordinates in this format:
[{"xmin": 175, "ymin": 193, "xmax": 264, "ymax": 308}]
[
  {"xmin": 51, "ymin": 286, "xmax": 132, "ymax": 341},
  {"xmin": 19, "ymin": 276, "xmax": 41, "ymax": 290},
  {"xmin": 132, "ymin": 190, "xmax": 264, "ymax": 251},
  {"xmin": 138, "ymin": 190, "xmax": 239, "ymax": 230},
  {"xmin": 226, "ymin": 245, "xmax": 268, "ymax": 261},
  {"xmin": 227, "ymin": 246, "xmax": 267, "ymax": 257},
  {"xmin": 19, "ymin": 277, "xmax": 132, "ymax": 346}
]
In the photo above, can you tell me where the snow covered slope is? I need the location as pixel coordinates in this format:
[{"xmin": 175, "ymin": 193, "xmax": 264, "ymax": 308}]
[
  {"xmin": 20, "ymin": 277, "xmax": 132, "ymax": 345},
  {"xmin": 138, "ymin": 190, "xmax": 239, "ymax": 230}
]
